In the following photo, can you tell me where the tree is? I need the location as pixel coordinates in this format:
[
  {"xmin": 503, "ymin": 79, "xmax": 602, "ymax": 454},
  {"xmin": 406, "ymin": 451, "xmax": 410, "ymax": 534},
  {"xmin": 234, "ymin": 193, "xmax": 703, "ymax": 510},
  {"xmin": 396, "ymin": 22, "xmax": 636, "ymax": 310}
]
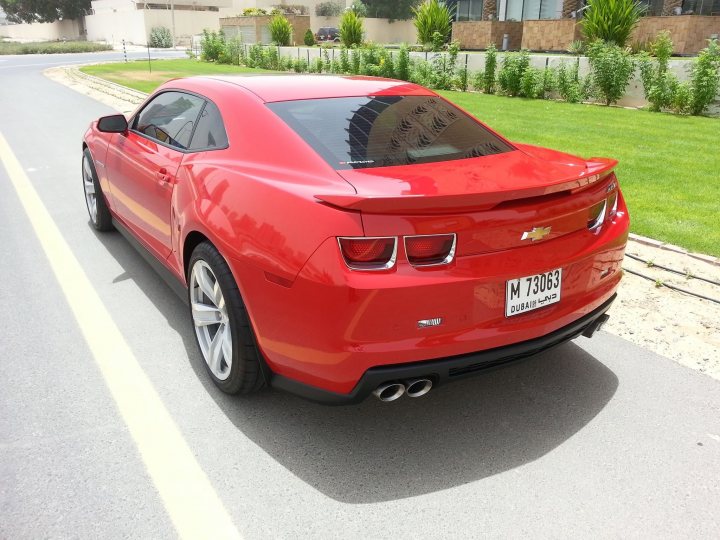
[
  {"xmin": 363, "ymin": 0, "xmax": 422, "ymax": 21},
  {"xmin": 0, "ymin": 0, "xmax": 91, "ymax": 24}
]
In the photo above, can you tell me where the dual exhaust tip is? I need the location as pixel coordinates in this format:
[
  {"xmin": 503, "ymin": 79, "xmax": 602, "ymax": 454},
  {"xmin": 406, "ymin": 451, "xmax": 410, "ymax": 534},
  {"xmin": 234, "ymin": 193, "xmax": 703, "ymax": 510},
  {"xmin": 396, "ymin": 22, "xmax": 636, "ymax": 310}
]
[{"xmin": 373, "ymin": 378, "xmax": 433, "ymax": 402}]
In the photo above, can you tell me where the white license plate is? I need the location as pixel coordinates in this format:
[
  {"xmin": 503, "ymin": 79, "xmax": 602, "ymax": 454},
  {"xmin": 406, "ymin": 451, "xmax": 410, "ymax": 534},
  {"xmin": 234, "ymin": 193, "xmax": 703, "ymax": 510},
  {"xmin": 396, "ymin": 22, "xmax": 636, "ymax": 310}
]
[{"xmin": 505, "ymin": 269, "xmax": 562, "ymax": 317}]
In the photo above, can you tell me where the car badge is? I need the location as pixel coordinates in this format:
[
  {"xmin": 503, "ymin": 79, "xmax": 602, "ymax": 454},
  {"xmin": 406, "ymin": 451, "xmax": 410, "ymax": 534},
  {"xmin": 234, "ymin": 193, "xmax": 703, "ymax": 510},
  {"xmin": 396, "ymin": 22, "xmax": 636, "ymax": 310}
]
[{"xmin": 521, "ymin": 226, "xmax": 552, "ymax": 242}]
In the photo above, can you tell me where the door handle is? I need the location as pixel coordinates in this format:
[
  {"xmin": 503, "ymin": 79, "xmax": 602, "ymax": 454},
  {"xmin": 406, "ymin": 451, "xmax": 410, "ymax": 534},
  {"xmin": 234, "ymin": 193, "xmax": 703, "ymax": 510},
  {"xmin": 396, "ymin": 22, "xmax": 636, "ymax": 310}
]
[{"xmin": 156, "ymin": 168, "xmax": 172, "ymax": 185}]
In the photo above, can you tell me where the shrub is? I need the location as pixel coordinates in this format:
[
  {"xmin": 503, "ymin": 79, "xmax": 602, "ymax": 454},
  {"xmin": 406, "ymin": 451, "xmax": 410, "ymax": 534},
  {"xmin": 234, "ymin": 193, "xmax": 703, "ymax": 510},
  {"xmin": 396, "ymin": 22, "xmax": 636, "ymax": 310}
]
[
  {"xmin": 430, "ymin": 41, "xmax": 460, "ymax": 90},
  {"xmin": 246, "ymin": 43, "xmax": 264, "ymax": 68},
  {"xmin": 292, "ymin": 57, "xmax": 308, "ymax": 73},
  {"xmin": 567, "ymin": 40, "xmax": 585, "ymax": 55},
  {"xmin": 396, "ymin": 44, "xmax": 410, "ymax": 81},
  {"xmin": 587, "ymin": 40, "xmax": 634, "ymax": 105},
  {"xmin": 263, "ymin": 46, "xmax": 280, "ymax": 69},
  {"xmin": 280, "ymin": 55, "xmax": 295, "ymax": 71},
  {"xmin": 581, "ymin": 0, "xmax": 644, "ymax": 47},
  {"xmin": 481, "ymin": 43, "xmax": 497, "ymax": 93},
  {"xmin": 519, "ymin": 67, "xmax": 543, "ymax": 98},
  {"xmin": 269, "ymin": 14, "xmax": 293, "ymax": 46},
  {"xmin": 629, "ymin": 39, "xmax": 650, "ymax": 54},
  {"xmin": 316, "ymin": 1, "xmax": 343, "ymax": 16},
  {"xmin": 350, "ymin": 0, "xmax": 368, "ymax": 17},
  {"xmin": 359, "ymin": 42, "xmax": 380, "ymax": 75},
  {"xmin": 671, "ymin": 81, "xmax": 692, "ymax": 114},
  {"xmin": 351, "ymin": 45, "xmax": 361, "ymax": 73},
  {"xmin": 339, "ymin": 46, "xmax": 351, "ymax": 72},
  {"xmin": 273, "ymin": 4, "xmax": 308, "ymax": 15},
  {"xmin": 304, "ymin": 28, "xmax": 315, "ymax": 46},
  {"xmin": 310, "ymin": 56, "xmax": 324, "ymax": 73},
  {"xmin": 242, "ymin": 7, "xmax": 267, "ymax": 15},
  {"xmin": 340, "ymin": 10, "xmax": 363, "ymax": 47},
  {"xmin": 541, "ymin": 67, "xmax": 556, "ymax": 98},
  {"xmin": 322, "ymin": 44, "xmax": 332, "ymax": 72},
  {"xmin": 410, "ymin": 59, "xmax": 433, "ymax": 87},
  {"xmin": 497, "ymin": 50, "xmax": 530, "ymax": 96},
  {"xmin": 688, "ymin": 39, "xmax": 720, "ymax": 116},
  {"xmin": 457, "ymin": 63, "xmax": 469, "ymax": 91},
  {"xmin": 431, "ymin": 31, "xmax": 444, "ymax": 52},
  {"xmin": 413, "ymin": 0, "xmax": 454, "ymax": 48},
  {"xmin": 556, "ymin": 59, "xmax": 589, "ymax": 103},
  {"xmin": 200, "ymin": 29, "xmax": 225, "ymax": 62},
  {"xmin": 638, "ymin": 31, "xmax": 676, "ymax": 111},
  {"xmin": 220, "ymin": 37, "xmax": 242, "ymax": 65},
  {"xmin": 149, "ymin": 26, "xmax": 173, "ymax": 48}
]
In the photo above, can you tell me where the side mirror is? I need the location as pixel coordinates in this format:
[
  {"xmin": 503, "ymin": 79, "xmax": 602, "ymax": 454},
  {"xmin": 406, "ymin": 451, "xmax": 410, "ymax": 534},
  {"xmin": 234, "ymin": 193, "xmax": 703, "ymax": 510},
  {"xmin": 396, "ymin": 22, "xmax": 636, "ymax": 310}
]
[{"xmin": 97, "ymin": 114, "xmax": 128, "ymax": 134}]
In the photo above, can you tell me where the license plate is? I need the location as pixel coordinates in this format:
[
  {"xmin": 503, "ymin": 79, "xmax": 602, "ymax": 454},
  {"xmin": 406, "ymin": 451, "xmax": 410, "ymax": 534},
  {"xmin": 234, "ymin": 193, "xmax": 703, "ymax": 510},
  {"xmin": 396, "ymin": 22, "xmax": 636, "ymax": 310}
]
[{"xmin": 505, "ymin": 269, "xmax": 562, "ymax": 317}]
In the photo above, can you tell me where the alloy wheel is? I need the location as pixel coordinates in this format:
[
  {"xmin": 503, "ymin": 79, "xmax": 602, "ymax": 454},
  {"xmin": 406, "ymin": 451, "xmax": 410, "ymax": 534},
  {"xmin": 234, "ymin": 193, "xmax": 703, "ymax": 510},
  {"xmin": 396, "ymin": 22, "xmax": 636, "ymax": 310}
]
[
  {"xmin": 189, "ymin": 260, "xmax": 233, "ymax": 380},
  {"xmin": 82, "ymin": 155, "xmax": 97, "ymax": 223}
]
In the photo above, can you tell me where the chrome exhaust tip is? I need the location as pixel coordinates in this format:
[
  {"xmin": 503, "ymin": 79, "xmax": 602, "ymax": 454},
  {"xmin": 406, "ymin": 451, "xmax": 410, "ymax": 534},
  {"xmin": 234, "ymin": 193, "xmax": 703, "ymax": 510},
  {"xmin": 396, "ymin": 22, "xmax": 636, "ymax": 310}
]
[
  {"xmin": 405, "ymin": 378, "xmax": 433, "ymax": 398},
  {"xmin": 373, "ymin": 382, "xmax": 405, "ymax": 402}
]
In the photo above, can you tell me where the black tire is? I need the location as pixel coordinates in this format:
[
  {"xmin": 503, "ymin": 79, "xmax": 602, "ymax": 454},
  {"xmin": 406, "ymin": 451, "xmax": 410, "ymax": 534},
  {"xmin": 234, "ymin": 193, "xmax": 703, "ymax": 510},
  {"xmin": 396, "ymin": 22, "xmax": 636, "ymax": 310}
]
[
  {"xmin": 187, "ymin": 241, "xmax": 265, "ymax": 394},
  {"xmin": 82, "ymin": 148, "xmax": 113, "ymax": 232}
]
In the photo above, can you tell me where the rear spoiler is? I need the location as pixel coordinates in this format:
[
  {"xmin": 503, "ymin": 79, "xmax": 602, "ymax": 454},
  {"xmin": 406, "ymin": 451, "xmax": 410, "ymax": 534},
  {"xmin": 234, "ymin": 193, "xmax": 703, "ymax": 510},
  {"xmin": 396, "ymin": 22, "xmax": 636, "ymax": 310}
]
[{"xmin": 315, "ymin": 158, "xmax": 618, "ymax": 215}]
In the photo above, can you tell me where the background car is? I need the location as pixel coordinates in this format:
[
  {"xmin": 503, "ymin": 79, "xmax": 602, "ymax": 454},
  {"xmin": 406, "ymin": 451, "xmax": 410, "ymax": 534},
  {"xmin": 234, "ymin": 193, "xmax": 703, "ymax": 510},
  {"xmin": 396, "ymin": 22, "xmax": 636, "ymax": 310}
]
[
  {"xmin": 315, "ymin": 27, "xmax": 340, "ymax": 42},
  {"xmin": 82, "ymin": 75, "xmax": 629, "ymax": 404}
]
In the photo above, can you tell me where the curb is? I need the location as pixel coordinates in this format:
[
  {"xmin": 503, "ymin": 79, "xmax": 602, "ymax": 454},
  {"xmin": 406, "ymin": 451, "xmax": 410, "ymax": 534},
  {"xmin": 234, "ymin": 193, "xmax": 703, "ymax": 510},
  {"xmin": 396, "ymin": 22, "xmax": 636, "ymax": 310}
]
[{"xmin": 629, "ymin": 233, "xmax": 719, "ymax": 267}]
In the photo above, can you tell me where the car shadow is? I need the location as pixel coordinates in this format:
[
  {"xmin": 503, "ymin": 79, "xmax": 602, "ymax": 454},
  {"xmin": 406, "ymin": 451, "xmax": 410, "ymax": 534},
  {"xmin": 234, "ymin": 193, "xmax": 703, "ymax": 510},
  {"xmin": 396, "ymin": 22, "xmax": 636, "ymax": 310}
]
[{"xmin": 92, "ymin": 227, "xmax": 619, "ymax": 504}]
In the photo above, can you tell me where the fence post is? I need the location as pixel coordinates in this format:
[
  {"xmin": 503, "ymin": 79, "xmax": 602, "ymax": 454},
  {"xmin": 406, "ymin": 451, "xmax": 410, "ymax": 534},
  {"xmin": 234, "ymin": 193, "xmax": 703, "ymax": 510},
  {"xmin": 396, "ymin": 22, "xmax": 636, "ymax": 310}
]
[
  {"xmin": 464, "ymin": 53, "xmax": 469, "ymax": 91},
  {"xmin": 122, "ymin": 39, "xmax": 127, "ymax": 63}
]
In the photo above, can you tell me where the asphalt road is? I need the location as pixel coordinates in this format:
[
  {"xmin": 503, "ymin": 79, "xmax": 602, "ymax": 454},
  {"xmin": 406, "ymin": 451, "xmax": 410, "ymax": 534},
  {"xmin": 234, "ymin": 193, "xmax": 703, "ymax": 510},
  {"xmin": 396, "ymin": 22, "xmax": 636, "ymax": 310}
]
[{"xmin": 1, "ymin": 52, "xmax": 719, "ymax": 539}]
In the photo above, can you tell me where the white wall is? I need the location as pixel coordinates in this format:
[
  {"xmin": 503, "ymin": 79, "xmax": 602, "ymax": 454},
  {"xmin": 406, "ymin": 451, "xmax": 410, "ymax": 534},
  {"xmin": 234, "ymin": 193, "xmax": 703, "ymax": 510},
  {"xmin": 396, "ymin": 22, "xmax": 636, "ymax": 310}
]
[
  {"xmin": 0, "ymin": 18, "xmax": 81, "ymax": 41},
  {"xmin": 364, "ymin": 18, "xmax": 416, "ymax": 44},
  {"xmin": 144, "ymin": 9, "xmax": 221, "ymax": 44},
  {"xmin": 85, "ymin": 8, "xmax": 221, "ymax": 45},
  {"xmin": 85, "ymin": 10, "xmax": 147, "ymax": 44}
]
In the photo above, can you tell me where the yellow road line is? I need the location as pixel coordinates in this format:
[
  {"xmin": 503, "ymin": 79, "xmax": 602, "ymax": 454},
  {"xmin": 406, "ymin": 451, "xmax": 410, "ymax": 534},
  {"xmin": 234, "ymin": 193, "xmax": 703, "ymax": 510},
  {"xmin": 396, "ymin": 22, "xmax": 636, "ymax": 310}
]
[{"xmin": 0, "ymin": 132, "xmax": 242, "ymax": 540}]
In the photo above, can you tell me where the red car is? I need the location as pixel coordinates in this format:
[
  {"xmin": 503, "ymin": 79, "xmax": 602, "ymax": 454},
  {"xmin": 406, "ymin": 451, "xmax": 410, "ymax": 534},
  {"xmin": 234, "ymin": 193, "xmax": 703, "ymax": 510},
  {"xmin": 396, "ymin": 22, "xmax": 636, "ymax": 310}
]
[{"xmin": 82, "ymin": 75, "xmax": 629, "ymax": 404}]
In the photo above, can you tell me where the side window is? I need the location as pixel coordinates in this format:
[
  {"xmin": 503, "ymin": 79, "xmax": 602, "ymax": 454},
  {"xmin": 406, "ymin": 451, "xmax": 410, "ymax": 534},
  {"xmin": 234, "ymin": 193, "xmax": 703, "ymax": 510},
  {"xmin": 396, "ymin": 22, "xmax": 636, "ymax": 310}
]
[
  {"xmin": 133, "ymin": 91, "xmax": 204, "ymax": 150},
  {"xmin": 189, "ymin": 101, "xmax": 229, "ymax": 151}
]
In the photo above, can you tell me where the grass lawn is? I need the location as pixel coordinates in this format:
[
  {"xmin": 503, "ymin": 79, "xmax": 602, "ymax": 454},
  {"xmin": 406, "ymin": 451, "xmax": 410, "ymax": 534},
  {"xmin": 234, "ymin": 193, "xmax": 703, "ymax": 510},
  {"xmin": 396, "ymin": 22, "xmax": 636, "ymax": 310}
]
[
  {"xmin": 81, "ymin": 58, "xmax": 279, "ymax": 93},
  {"xmin": 0, "ymin": 40, "xmax": 112, "ymax": 55},
  {"xmin": 81, "ymin": 59, "xmax": 720, "ymax": 256},
  {"xmin": 441, "ymin": 91, "xmax": 720, "ymax": 257}
]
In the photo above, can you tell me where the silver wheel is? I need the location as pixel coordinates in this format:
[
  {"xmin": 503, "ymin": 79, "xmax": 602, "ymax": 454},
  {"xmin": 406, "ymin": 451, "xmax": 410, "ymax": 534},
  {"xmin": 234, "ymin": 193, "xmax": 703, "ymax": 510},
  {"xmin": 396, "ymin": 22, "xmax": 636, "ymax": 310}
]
[
  {"xmin": 82, "ymin": 154, "xmax": 97, "ymax": 223},
  {"xmin": 189, "ymin": 260, "xmax": 233, "ymax": 381}
]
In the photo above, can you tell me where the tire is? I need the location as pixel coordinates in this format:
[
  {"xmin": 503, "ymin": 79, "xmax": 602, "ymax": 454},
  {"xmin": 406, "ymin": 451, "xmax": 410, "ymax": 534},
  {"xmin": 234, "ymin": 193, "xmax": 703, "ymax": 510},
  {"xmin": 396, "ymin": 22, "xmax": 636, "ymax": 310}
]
[
  {"xmin": 187, "ymin": 241, "xmax": 265, "ymax": 394},
  {"xmin": 82, "ymin": 148, "xmax": 113, "ymax": 232}
]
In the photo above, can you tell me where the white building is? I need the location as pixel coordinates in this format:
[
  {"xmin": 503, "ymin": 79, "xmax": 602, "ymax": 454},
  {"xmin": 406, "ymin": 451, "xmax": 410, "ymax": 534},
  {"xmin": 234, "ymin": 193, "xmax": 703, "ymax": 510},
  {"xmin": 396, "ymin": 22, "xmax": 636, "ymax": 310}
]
[{"xmin": 0, "ymin": 0, "xmax": 416, "ymax": 46}]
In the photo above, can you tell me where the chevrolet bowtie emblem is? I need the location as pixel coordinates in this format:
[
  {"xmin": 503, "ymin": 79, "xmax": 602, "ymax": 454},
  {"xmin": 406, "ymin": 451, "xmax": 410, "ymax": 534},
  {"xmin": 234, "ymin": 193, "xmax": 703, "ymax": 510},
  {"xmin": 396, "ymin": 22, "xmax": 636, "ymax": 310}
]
[{"xmin": 521, "ymin": 226, "xmax": 552, "ymax": 242}]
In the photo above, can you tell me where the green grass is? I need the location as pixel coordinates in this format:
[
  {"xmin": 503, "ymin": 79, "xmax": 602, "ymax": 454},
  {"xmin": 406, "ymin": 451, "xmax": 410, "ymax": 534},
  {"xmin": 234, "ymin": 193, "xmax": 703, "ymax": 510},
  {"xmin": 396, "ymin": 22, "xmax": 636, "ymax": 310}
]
[
  {"xmin": 80, "ymin": 59, "xmax": 720, "ymax": 256},
  {"xmin": 80, "ymin": 58, "xmax": 279, "ymax": 93},
  {"xmin": 0, "ymin": 40, "xmax": 112, "ymax": 55},
  {"xmin": 440, "ymin": 91, "xmax": 720, "ymax": 256}
]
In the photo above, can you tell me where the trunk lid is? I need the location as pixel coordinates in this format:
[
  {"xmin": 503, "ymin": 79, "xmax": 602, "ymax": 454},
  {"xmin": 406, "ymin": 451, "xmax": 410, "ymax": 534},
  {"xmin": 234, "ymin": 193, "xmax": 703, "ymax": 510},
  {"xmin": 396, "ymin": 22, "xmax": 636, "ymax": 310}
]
[{"xmin": 316, "ymin": 145, "xmax": 618, "ymax": 255}]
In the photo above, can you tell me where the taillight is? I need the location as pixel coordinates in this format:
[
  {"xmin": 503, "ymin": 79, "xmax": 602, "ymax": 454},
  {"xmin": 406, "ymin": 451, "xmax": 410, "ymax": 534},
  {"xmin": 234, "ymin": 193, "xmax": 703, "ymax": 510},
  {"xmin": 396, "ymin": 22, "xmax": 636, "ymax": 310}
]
[
  {"xmin": 404, "ymin": 234, "xmax": 456, "ymax": 267},
  {"xmin": 338, "ymin": 237, "xmax": 397, "ymax": 271},
  {"xmin": 587, "ymin": 200, "xmax": 607, "ymax": 231},
  {"xmin": 607, "ymin": 190, "xmax": 618, "ymax": 219}
]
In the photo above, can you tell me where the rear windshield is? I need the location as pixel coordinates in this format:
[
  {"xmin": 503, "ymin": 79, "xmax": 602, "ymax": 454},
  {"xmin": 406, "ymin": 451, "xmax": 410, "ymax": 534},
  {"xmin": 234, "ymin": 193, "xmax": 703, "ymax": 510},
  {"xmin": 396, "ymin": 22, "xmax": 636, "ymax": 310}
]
[{"xmin": 267, "ymin": 95, "xmax": 513, "ymax": 170}]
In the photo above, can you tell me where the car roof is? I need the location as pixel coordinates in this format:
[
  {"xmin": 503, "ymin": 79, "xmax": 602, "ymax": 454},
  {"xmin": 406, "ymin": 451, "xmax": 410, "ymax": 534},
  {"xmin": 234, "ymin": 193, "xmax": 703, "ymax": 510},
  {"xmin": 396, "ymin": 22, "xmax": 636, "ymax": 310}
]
[{"xmin": 183, "ymin": 75, "xmax": 436, "ymax": 103}]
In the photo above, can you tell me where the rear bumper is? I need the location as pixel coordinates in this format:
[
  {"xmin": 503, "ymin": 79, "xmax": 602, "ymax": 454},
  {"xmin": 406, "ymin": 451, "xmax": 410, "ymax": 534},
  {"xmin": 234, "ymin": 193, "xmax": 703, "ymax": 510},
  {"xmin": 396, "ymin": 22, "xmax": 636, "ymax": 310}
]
[{"xmin": 272, "ymin": 294, "xmax": 615, "ymax": 405}]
